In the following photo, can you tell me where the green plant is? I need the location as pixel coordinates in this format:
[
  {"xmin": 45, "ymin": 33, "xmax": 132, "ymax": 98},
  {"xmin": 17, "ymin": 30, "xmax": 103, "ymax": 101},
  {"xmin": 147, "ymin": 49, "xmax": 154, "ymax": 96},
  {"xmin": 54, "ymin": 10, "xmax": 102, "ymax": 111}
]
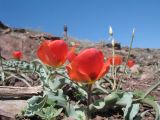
[{"xmin": 1, "ymin": 28, "xmax": 160, "ymax": 120}]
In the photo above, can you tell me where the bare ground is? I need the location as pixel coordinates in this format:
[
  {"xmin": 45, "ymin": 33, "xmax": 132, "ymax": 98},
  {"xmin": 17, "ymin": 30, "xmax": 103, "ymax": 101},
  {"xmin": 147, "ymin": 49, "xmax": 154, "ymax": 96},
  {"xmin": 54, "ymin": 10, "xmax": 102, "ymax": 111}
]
[{"xmin": 0, "ymin": 21, "xmax": 160, "ymax": 120}]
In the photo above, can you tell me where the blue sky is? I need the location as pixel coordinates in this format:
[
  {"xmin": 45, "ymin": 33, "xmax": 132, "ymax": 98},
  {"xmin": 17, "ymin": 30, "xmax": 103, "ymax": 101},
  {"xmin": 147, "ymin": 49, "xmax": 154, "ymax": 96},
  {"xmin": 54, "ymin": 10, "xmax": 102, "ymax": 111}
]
[{"xmin": 0, "ymin": 0, "xmax": 160, "ymax": 48}]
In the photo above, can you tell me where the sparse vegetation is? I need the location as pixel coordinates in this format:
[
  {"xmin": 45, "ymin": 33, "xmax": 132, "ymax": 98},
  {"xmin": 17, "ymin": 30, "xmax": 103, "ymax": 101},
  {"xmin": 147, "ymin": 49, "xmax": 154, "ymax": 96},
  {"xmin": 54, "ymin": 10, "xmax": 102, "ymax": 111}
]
[{"xmin": 0, "ymin": 22, "xmax": 160, "ymax": 120}]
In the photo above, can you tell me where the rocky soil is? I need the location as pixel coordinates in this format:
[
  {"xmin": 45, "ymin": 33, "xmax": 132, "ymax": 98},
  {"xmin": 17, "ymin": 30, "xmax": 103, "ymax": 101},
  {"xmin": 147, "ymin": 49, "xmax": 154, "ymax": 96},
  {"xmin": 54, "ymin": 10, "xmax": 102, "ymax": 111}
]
[
  {"xmin": 1, "ymin": 20, "xmax": 160, "ymax": 101},
  {"xmin": 0, "ymin": 21, "xmax": 160, "ymax": 120}
]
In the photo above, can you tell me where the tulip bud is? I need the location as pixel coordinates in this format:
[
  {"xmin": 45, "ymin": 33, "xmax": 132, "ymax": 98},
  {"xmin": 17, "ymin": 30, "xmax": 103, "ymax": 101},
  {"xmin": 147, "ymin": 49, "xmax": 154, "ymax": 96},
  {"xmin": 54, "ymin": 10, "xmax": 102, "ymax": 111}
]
[
  {"xmin": 109, "ymin": 26, "xmax": 113, "ymax": 36},
  {"xmin": 12, "ymin": 51, "xmax": 23, "ymax": 60},
  {"xmin": 132, "ymin": 28, "xmax": 135, "ymax": 38},
  {"xmin": 112, "ymin": 39, "xmax": 115, "ymax": 47}
]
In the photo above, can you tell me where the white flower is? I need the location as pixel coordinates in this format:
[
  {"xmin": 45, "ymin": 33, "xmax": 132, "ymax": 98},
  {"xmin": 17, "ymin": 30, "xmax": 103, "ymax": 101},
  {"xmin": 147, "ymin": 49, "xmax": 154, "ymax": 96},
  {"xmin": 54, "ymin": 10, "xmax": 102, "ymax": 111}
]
[
  {"xmin": 109, "ymin": 26, "xmax": 113, "ymax": 36},
  {"xmin": 132, "ymin": 28, "xmax": 135, "ymax": 37}
]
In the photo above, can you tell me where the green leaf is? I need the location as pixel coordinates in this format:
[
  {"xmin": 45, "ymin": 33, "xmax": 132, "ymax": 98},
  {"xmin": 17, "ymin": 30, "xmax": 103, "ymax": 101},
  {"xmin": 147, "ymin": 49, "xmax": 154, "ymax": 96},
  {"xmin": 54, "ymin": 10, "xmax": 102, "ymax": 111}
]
[
  {"xmin": 35, "ymin": 105, "xmax": 63, "ymax": 120},
  {"xmin": 48, "ymin": 77, "xmax": 65, "ymax": 90},
  {"xmin": 141, "ymin": 98, "xmax": 160, "ymax": 120},
  {"xmin": 94, "ymin": 81, "xmax": 109, "ymax": 94},
  {"xmin": 89, "ymin": 99, "xmax": 105, "ymax": 110},
  {"xmin": 133, "ymin": 90, "xmax": 156, "ymax": 101},
  {"xmin": 24, "ymin": 95, "xmax": 48, "ymax": 117},
  {"xmin": 90, "ymin": 92, "xmax": 121, "ymax": 111},
  {"xmin": 66, "ymin": 103, "xmax": 85, "ymax": 120},
  {"xmin": 46, "ymin": 89, "xmax": 67, "ymax": 107},
  {"xmin": 129, "ymin": 104, "xmax": 140, "ymax": 120},
  {"xmin": 0, "ymin": 70, "xmax": 5, "ymax": 81},
  {"xmin": 53, "ymin": 108, "xmax": 63, "ymax": 118},
  {"xmin": 32, "ymin": 59, "xmax": 50, "ymax": 74},
  {"xmin": 116, "ymin": 92, "xmax": 133, "ymax": 120}
]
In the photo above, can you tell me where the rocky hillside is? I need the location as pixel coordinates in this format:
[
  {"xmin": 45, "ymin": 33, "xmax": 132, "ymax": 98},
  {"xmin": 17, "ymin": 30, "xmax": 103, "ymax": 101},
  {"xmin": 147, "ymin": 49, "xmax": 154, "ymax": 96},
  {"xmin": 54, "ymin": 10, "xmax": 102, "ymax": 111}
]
[
  {"xmin": 0, "ymin": 21, "xmax": 61, "ymax": 60},
  {"xmin": 0, "ymin": 21, "xmax": 160, "ymax": 102}
]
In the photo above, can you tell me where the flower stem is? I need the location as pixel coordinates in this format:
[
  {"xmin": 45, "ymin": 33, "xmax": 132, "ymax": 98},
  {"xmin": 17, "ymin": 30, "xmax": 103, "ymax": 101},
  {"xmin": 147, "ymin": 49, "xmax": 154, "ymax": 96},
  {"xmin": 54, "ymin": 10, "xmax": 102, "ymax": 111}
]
[
  {"xmin": 87, "ymin": 84, "xmax": 92, "ymax": 120},
  {"xmin": 142, "ymin": 78, "xmax": 160, "ymax": 99},
  {"xmin": 0, "ymin": 51, "xmax": 4, "ymax": 71},
  {"xmin": 123, "ymin": 32, "xmax": 134, "ymax": 76},
  {"xmin": 113, "ymin": 67, "xmax": 117, "ymax": 90},
  {"xmin": 112, "ymin": 40, "xmax": 116, "ymax": 90},
  {"xmin": 117, "ymin": 30, "xmax": 135, "ymax": 90}
]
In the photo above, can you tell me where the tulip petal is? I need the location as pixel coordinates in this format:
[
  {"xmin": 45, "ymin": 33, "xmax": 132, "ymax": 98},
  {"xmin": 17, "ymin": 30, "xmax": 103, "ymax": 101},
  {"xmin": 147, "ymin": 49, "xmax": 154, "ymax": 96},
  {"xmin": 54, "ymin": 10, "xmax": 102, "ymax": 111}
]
[
  {"xmin": 107, "ymin": 55, "xmax": 122, "ymax": 66},
  {"xmin": 71, "ymin": 48, "xmax": 104, "ymax": 80},
  {"xmin": 48, "ymin": 40, "xmax": 68, "ymax": 67},
  {"xmin": 97, "ymin": 62, "xmax": 110, "ymax": 80},
  {"xmin": 66, "ymin": 48, "xmax": 109, "ymax": 84},
  {"xmin": 37, "ymin": 40, "xmax": 68, "ymax": 67},
  {"xmin": 12, "ymin": 51, "xmax": 22, "ymax": 60},
  {"xmin": 66, "ymin": 64, "xmax": 91, "ymax": 83},
  {"xmin": 67, "ymin": 46, "xmax": 77, "ymax": 62},
  {"xmin": 37, "ymin": 41, "xmax": 53, "ymax": 65},
  {"xmin": 127, "ymin": 60, "xmax": 135, "ymax": 68}
]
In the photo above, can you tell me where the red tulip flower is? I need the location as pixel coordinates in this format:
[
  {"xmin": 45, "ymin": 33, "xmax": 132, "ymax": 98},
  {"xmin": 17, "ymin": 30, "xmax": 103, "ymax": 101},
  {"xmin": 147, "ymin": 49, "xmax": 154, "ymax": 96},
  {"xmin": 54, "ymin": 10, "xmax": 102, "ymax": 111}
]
[
  {"xmin": 127, "ymin": 60, "xmax": 135, "ymax": 68},
  {"xmin": 37, "ymin": 40, "xmax": 68, "ymax": 67},
  {"xmin": 67, "ymin": 46, "xmax": 77, "ymax": 62},
  {"xmin": 12, "ymin": 51, "xmax": 22, "ymax": 60},
  {"xmin": 107, "ymin": 55, "xmax": 123, "ymax": 66},
  {"xmin": 66, "ymin": 48, "xmax": 110, "ymax": 84}
]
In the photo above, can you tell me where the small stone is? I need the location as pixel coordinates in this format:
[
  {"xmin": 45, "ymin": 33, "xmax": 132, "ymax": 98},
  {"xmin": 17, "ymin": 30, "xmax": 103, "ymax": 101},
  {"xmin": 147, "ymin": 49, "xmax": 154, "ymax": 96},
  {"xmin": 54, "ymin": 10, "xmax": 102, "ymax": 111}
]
[{"xmin": 130, "ymin": 64, "xmax": 140, "ymax": 73}]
